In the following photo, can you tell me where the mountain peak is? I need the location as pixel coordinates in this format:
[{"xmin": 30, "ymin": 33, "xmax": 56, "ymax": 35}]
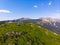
[
  {"xmin": 20, "ymin": 17, "xmax": 31, "ymax": 20},
  {"xmin": 40, "ymin": 17, "xmax": 60, "ymax": 22}
]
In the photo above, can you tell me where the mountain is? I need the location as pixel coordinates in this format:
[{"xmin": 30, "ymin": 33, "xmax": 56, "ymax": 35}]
[
  {"xmin": 0, "ymin": 22, "xmax": 60, "ymax": 45},
  {"xmin": 0, "ymin": 17, "xmax": 60, "ymax": 34},
  {"xmin": 36, "ymin": 18, "xmax": 60, "ymax": 34}
]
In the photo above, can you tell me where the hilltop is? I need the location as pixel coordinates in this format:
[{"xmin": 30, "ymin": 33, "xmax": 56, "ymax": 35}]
[{"xmin": 0, "ymin": 22, "xmax": 60, "ymax": 45}]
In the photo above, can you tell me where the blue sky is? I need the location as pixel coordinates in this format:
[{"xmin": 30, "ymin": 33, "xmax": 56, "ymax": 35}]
[{"xmin": 0, "ymin": 0, "xmax": 60, "ymax": 21}]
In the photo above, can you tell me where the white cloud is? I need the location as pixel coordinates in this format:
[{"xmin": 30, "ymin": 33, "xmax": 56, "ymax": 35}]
[
  {"xmin": 0, "ymin": 10, "xmax": 11, "ymax": 13},
  {"xmin": 33, "ymin": 5, "xmax": 38, "ymax": 8},
  {"xmin": 48, "ymin": 2, "xmax": 52, "ymax": 6}
]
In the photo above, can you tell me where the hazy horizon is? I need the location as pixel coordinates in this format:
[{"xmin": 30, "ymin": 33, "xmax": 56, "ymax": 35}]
[{"xmin": 0, "ymin": 0, "xmax": 60, "ymax": 21}]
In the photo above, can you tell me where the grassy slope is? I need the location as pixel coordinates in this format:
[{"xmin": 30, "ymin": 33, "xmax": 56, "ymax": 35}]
[{"xmin": 0, "ymin": 22, "xmax": 60, "ymax": 45}]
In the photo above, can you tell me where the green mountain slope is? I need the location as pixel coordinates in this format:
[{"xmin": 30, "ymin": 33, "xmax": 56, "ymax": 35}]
[{"xmin": 0, "ymin": 22, "xmax": 60, "ymax": 45}]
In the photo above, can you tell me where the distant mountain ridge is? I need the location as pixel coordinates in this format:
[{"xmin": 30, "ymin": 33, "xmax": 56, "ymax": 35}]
[{"xmin": 0, "ymin": 17, "xmax": 60, "ymax": 34}]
